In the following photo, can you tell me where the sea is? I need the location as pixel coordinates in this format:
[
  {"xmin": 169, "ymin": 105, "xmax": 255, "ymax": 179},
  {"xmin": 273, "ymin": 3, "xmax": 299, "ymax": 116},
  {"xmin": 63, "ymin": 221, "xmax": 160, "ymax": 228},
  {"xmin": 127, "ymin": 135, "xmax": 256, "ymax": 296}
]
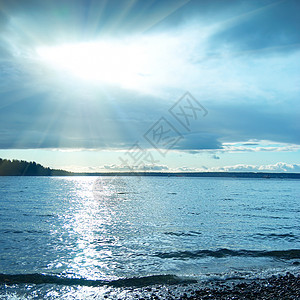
[{"xmin": 0, "ymin": 176, "xmax": 299, "ymax": 299}]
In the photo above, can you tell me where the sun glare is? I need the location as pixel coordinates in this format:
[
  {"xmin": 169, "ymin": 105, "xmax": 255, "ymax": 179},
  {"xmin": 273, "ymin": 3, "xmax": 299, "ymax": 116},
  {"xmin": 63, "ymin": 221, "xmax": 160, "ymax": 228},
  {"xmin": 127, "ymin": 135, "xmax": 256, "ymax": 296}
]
[{"xmin": 36, "ymin": 41, "xmax": 148, "ymax": 87}]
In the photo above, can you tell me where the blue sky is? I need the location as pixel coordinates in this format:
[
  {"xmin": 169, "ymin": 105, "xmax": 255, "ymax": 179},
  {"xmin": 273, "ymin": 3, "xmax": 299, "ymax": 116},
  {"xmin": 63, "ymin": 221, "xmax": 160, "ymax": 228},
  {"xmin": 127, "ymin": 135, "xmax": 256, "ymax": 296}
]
[{"xmin": 0, "ymin": 0, "xmax": 299, "ymax": 172}]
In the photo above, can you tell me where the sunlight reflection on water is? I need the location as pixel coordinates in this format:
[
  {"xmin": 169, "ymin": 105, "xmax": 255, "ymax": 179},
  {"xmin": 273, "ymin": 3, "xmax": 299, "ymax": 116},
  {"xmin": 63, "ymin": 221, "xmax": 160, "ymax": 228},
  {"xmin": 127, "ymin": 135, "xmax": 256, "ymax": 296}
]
[{"xmin": 60, "ymin": 177, "xmax": 118, "ymax": 280}]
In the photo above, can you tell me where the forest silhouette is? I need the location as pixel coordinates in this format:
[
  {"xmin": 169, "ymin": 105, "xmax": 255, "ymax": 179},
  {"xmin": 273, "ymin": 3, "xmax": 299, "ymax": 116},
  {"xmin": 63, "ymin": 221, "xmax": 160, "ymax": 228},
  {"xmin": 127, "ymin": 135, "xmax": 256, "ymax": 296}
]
[{"xmin": 0, "ymin": 158, "xmax": 71, "ymax": 176}]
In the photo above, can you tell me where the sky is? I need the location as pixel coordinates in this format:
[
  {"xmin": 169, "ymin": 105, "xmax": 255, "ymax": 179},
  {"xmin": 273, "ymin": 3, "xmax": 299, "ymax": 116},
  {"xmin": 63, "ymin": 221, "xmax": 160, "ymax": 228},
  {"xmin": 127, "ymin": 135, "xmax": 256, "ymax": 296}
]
[{"xmin": 0, "ymin": 0, "xmax": 299, "ymax": 173}]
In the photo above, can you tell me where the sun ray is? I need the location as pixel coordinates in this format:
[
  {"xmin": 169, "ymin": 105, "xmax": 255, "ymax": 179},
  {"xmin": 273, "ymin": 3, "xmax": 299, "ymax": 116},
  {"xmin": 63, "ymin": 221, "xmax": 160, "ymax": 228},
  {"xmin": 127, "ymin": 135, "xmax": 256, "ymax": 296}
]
[{"xmin": 129, "ymin": 0, "xmax": 191, "ymax": 34}]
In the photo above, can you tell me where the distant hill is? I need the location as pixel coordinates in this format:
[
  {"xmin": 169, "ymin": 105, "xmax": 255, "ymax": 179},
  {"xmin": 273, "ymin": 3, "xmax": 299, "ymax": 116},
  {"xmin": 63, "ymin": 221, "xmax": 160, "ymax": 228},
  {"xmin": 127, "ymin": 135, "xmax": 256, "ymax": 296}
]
[{"xmin": 0, "ymin": 158, "xmax": 71, "ymax": 176}]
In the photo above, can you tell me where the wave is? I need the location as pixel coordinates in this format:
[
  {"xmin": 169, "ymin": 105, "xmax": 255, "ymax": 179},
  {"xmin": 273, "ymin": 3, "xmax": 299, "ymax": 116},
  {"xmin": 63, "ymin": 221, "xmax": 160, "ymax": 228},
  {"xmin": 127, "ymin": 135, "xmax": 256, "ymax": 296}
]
[
  {"xmin": 254, "ymin": 233, "xmax": 297, "ymax": 240},
  {"xmin": 164, "ymin": 231, "xmax": 202, "ymax": 237},
  {"xmin": 0, "ymin": 274, "xmax": 196, "ymax": 287},
  {"xmin": 155, "ymin": 249, "xmax": 300, "ymax": 260},
  {"xmin": 1, "ymin": 229, "xmax": 45, "ymax": 234}
]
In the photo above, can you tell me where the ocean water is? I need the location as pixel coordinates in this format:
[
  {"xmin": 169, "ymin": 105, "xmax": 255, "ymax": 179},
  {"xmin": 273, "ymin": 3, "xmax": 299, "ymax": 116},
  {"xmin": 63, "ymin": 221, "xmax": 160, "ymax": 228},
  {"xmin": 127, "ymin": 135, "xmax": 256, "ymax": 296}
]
[{"xmin": 0, "ymin": 176, "xmax": 299, "ymax": 298}]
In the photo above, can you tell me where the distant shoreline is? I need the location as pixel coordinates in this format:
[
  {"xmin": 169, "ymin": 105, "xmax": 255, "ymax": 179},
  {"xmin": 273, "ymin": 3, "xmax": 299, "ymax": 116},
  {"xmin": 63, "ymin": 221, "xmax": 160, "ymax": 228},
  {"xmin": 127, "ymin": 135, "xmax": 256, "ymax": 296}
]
[
  {"xmin": 69, "ymin": 171, "xmax": 300, "ymax": 179},
  {"xmin": 1, "ymin": 158, "xmax": 300, "ymax": 179},
  {"xmin": 2, "ymin": 171, "xmax": 300, "ymax": 179}
]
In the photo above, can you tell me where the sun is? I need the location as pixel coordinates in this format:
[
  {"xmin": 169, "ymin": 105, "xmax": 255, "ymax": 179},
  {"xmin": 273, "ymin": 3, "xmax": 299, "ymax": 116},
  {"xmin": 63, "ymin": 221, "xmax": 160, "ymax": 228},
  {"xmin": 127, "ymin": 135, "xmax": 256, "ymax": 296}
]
[{"xmin": 36, "ymin": 41, "xmax": 148, "ymax": 88}]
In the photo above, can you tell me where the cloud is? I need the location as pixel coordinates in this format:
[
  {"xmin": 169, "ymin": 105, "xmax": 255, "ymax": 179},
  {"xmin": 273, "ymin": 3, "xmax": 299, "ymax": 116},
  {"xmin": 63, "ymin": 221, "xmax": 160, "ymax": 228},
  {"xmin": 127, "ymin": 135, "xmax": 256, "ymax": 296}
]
[
  {"xmin": 174, "ymin": 133, "xmax": 222, "ymax": 151},
  {"xmin": 62, "ymin": 163, "xmax": 170, "ymax": 173},
  {"xmin": 1, "ymin": 0, "xmax": 189, "ymax": 40},
  {"xmin": 62, "ymin": 162, "xmax": 300, "ymax": 173},
  {"xmin": 0, "ymin": 0, "xmax": 299, "ymax": 153},
  {"xmin": 221, "ymin": 143, "xmax": 300, "ymax": 153},
  {"xmin": 211, "ymin": 162, "xmax": 300, "ymax": 173},
  {"xmin": 176, "ymin": 166, "xmax": 207, "ymax": 172},
  {"xmin": 208, "ymin": 0, "xmax": 300, "ymax": 54},
  {"xmin": 242, "ymin": 142, "xmax": 259, "ymax": 146},
  {"xmin": 103, "ymin": 163, "xmax": 169, "ymax": 172}
]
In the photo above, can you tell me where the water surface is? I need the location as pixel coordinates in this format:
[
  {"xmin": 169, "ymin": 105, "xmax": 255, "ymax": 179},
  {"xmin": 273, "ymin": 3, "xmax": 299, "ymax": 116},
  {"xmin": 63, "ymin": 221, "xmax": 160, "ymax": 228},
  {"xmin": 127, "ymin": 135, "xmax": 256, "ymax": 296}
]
[{"xmin": 0, "ymin": 176, "xmax": 299, "ymax": 298}]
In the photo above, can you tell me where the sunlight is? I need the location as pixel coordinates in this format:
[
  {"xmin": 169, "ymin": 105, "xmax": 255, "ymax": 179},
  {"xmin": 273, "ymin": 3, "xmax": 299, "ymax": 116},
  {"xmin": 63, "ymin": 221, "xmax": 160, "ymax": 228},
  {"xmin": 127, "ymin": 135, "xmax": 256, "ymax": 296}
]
[{"xmin": 36, "ymin": 41, "xmax": 149, "ymax": 88}]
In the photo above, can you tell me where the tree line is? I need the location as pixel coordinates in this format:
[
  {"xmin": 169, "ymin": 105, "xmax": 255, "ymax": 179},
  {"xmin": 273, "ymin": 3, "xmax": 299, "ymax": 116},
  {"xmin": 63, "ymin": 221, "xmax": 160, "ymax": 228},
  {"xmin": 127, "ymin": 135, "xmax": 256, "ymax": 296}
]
[{"xmin": 0, "ymin": 158, "xmax": 71, "ymax": 176}]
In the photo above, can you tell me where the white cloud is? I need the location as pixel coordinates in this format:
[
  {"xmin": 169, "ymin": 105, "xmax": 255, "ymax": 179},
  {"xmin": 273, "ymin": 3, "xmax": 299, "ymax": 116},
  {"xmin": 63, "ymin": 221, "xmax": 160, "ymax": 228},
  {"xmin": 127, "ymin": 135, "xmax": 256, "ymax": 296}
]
[
  {"xmin": 62, "ymin": 162, "xmax": 300, "ymax": 173},
  {"xmin": 221, "ymin": 142, "xmax": 300, "ymax": 153},
  {"xmin": 210, "ymin": 162, "xmax": 300, "ymax": 173},
  {"xmin": 87, "ymin": 163, "xmax": 170, "ymax": 172}
]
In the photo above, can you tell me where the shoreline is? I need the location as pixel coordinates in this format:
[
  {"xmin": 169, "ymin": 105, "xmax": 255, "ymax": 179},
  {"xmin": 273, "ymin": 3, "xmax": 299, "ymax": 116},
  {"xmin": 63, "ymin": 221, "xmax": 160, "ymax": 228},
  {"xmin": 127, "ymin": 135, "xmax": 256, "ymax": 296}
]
[
  {"xmin": 114, "ymin": 272, "xmax": 300, "ymax": 299},
  {"xmin": 182, "ymin": 272, "xmax": 300, "ymax": 299},
  {"xmin": 1, "ymin": 272, "xmax": 299, "ymax": 299}
]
